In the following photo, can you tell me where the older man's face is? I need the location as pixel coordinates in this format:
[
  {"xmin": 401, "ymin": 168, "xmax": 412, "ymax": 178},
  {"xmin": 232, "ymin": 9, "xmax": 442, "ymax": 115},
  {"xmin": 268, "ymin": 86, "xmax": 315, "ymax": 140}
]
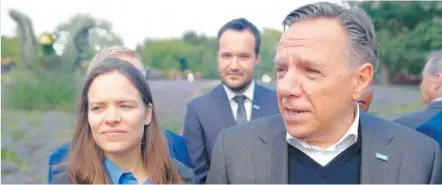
[
  {"xmin": 275, "ymin": 18, "xmax": 372, "ymax": 141},
  {"xmin": 420, "ymin": 71, "xmax": 442, "ymax": 104}
]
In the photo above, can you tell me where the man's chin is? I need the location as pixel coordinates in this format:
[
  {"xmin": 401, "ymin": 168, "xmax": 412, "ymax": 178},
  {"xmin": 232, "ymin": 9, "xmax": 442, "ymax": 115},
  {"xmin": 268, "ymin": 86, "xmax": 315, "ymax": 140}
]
[
  {"xmin": 287, "ymin": 130, "xmax": 312, "ymax": 140},
  {"xmin": 285, "ymin": 121, "xmax": 315, "ymax": 138},
  {"xmin": 223, "ymin": 80, "xmax": 248, "ymax": 92},
  {"xmin": 225, "ymin": 83, "xmax": 242, "ymax": 89}
]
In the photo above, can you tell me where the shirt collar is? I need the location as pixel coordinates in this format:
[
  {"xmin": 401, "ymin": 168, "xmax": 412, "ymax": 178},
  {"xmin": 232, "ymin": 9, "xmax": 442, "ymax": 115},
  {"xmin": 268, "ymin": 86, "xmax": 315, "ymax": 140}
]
[
  {"xmin": 432, "ymin": 97, "xmax": 442, "ymax": 103},
  {"xmin": 104, "ymin": 157, "xmax": 124, "ymax": 184},
  {"xmin": 286, "ymin": 103, "xmax": 360, "ymax": 151},
  {"xmin": 223, "ymin": 80, "xmax": 255, "ymax": 101}
]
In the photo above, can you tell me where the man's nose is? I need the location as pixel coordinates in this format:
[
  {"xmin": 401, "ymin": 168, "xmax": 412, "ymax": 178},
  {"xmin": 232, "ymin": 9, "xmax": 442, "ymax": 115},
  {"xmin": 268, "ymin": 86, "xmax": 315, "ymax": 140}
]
[
  {"xmin": 277, "ymin": 70, "xmax": 302, "ymax": 97},
  {"xmin": 229, "ymin": 57, "xmax": 240, "ymax": 69}
]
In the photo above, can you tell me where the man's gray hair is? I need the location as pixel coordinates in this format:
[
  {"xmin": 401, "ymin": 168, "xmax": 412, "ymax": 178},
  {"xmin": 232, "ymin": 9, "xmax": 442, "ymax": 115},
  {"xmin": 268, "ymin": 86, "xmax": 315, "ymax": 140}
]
[
  {"xmin": 282, "ymin": 2, "xmax": 378, "ymax": 68},
  {"xmin": 87, "ymin": 46, "xmax": 145, "ymax": 75},
  {"xmin": 424, "ymin": 50, "xmax": 442, "ymax": 76}
]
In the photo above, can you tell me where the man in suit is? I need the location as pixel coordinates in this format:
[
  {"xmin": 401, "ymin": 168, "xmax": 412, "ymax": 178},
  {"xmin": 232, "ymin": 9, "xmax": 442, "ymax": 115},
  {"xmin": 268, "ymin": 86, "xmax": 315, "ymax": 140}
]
[
  {"xmin": 394, "ymin": 50, "xmax": 442, "ymax": 129},
  {"xmin": 164, "ymin": 130, "xmax": 191, "ymax": 167},
  {"xmin": 417, "ymin": 111, "xmax": 442, "ymax": 146},
  {"xmin": 48, "ymin": 46, "xmax": 192, "ymax": 182},
  {"xmin": 183, "ymin": 18, "xmax": 279, "ymax": 183},
  {"xmin": 207, "ymin": 2, "xmax": 441, "ymax": 184}
]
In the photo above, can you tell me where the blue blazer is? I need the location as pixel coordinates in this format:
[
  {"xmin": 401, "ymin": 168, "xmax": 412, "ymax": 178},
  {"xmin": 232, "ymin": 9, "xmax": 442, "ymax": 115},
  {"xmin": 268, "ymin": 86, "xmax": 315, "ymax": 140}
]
[
  {"xmin": 416, "ymin": 111, "xmax": 442, "ymax": 147},
  {"xmin": 47, "ymin": 130, "xmax": 190, "ymax": 183},
  {"xmin": 183, "ymin": 83, "xmax": 279, "ymax": 183}
]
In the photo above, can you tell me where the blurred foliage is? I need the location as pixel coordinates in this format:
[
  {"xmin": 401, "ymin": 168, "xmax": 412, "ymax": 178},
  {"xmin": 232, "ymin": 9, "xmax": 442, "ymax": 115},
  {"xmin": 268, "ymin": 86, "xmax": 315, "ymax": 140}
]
[
  {"xmin": 348, "ymin": 1, "xmax": 442, "ymax": 83},
  {"xmin": 136, "ymin": 28, "xmax": 282, "ymax": 79},
  {"xmin": 2, "ymin": 13, "xmax": 124, "ymax": 111},
  {"xmin": 2, "ymin": 3, "xmax": 442, "ymax": 82},
  {"xmin": 1, "ymin": 70, "xmax": 81, "ymax": 111},
  {"xmin": 53, "ymin": 14, "xmax": 124, "ymax": 68},
  {"xmin": 3, "ymin": 2, "xmax": 442, "ymax": 112},
  {"xmin": 2, "ymin": 12, "xmax": 124, "ymax": 73},
  {"xmin": 255, "ymin": 28, "xmax": 281, "ymax": 79},
  {"xmin": 1, "ymin": 36, "xmax": 22, "ymax": 67}
]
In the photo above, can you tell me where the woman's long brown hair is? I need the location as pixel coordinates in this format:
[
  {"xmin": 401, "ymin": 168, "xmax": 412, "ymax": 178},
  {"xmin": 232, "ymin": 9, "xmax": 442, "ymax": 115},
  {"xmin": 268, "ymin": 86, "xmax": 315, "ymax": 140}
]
[{"xmin": 61, "ymin": 59, "xmax": 181, "ymax": 183}]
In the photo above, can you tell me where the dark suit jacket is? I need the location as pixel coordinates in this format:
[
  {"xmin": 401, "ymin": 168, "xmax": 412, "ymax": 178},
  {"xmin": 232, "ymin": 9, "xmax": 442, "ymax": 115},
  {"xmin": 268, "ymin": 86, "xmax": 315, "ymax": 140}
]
[
  {"xmin": 394, "ymin": 101, "xmax": 442, "ymax": 129},
  {"xmin": 417, "ymin": 111, "xmax": 442, "ymax": 146},
  {"xmin": 164, "ymin": 130, "xmax": 191, "ymax": 167},
  {"xmin": 183, "ymin": 83, "xmax": 279, "ymax": 183},
  {"xmin": 49, "ymin": 159, "xmax": 194, "ymax": 184},
  {"xmin": 48, "ymin": 130, "xmax": 191, "ymax": 183},
  {"xmin": 207, "ymin": 111, "xmax": 442, "ymax": 184}
]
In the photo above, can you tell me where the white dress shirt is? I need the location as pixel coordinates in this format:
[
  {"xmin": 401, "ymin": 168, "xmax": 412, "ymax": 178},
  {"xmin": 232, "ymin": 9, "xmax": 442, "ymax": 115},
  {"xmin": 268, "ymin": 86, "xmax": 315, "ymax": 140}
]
[
  {"xmin": 223, "ymin": 81, "xmax": 255, "ymax": 122},
  {"xmin": 286, "ymin": 104, "xmax": 360, "ymax": 166},
  {"xmin": 432, "ymin": 97, "xmax": 442, "ymax": 103}
]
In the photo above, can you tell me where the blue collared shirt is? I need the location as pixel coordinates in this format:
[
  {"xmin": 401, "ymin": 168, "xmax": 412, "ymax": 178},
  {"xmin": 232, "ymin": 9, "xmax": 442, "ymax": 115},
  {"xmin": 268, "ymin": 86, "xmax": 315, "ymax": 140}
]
[{"xmin": 104, "ymin": 158, "xmax": 151, "ymax": 184}]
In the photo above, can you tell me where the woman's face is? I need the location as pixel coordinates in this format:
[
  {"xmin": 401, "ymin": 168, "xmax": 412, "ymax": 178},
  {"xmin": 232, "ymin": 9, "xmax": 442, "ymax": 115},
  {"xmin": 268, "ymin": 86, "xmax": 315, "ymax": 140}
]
[{"xmin": 87, "ymin": 71, "xmax": 152, "ymax": 155}]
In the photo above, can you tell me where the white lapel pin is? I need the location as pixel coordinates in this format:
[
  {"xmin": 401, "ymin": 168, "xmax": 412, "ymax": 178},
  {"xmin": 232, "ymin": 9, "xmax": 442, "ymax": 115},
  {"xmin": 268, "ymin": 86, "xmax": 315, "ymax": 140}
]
[
  {"xmin": 375, "ymin": 152, "xmax": 389, "ymax": 162},
  {"xmin": 253, "ymin": 105, "xmax": 260, "ymax": 110}
]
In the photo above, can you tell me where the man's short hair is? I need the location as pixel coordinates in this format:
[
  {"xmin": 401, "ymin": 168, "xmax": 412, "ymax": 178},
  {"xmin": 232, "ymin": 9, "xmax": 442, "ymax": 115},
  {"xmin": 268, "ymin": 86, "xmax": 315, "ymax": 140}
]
[
  {"xmin": 217, "ymin": 18, "xmax": 261, "ymax": 55},
  {"xmin": 87, "ymin": 46, "xmax": 145, "ymax": 76},
  {"xmin": 282, "ymin": 2, "xmax": 378, "ymax": 68},
  {"xmin": 424, "ymin": 50, "xmax": 442, "ymax": 76}
]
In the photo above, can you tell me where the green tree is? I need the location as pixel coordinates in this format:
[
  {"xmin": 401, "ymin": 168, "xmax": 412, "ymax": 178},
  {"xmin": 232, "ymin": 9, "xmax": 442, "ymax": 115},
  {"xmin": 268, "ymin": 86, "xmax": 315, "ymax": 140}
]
[
  {"xmin": 1, "ymin": 36, "xmax": 21, "ymax": 67},
  {"xmin": 137, "ymin": 31, "xmax": 219, "ymax": 79},
  {"xmin": 350, "ymin": 1, "xmax": 442, "ymax": 84},
  {"xmin": 52, "ymin": 14, "xmax": 124, "ymax": 68},
  {"xmin": 182, "ymin": 31, "xmax": 218, "ymax": 78},
  {"xmin": 255, "ymin": 27, "xmax": 282, "ymax": 78},
  {"xmin": 137, "ymin": 39, "xmax": 197, "ymax": 70},
  {"xmin": 136, "ymin": 28, "xmax": 283, "ymax": 79}
]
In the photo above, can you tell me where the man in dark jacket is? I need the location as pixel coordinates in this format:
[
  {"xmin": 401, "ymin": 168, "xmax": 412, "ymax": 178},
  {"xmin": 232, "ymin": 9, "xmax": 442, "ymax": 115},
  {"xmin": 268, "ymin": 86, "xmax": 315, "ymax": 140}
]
[{"xmin": 394, "ymin": 50, "xmax": 442, "ymax": 129}]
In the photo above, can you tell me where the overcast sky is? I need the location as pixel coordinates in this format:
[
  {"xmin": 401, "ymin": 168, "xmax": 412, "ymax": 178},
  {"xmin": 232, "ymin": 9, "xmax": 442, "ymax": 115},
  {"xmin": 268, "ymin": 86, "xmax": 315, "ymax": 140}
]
[{"xmin": 1, "ymin": 0, "xmax": 342, "ymax": 49}]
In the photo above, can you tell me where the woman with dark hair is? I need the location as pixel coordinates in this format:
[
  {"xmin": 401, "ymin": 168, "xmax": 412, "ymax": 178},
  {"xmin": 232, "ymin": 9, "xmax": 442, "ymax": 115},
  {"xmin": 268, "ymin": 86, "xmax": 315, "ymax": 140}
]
[{"xmin": 52, "ymin": 58, "xmax": 193, "ymax": 184}]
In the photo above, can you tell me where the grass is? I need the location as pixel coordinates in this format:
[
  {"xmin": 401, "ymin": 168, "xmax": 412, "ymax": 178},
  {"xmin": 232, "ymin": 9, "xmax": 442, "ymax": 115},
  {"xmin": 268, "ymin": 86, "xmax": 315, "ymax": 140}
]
[
  {"xmin": 37, "ymin": 174, "xmax": 47, "ymax": 183},
  {"xmin": 1, "ymin": 110, "xmax": 75, "ymax": 128},
  {"xmin": 1, "ymin": 149, "xmax": 24, "ymax": 166},
  {"xmin": 9, "ymin": 129, "xmax": 27, "ymax": 141},
  {"xmin": 2, "ymin": 70, "xmax": 81, "ymax": 112},
  {"xmin": 370, "ymin": 101, "xmax": 426, "ymax": 120},
  {"xmin": 1, "ymin": 148, "xmax": 26, "ymax": 176},
  {"xmin": 1, "ymin": 109, "xmax": 76, "ymax": 148}
]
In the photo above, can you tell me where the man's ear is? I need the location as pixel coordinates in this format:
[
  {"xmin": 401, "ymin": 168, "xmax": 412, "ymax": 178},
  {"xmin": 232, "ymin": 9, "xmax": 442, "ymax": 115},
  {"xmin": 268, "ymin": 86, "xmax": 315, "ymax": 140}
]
[
  {"xmin": 144, "ymin": 103, "xmax": 153, "ymax": 126},
  {"xmin": 353, "ymin": 63, "xmax": 373, "ymax": 100},
  {"xmin": 434, "ymin": 73, "xmax": 442, "ymax": 90}
]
